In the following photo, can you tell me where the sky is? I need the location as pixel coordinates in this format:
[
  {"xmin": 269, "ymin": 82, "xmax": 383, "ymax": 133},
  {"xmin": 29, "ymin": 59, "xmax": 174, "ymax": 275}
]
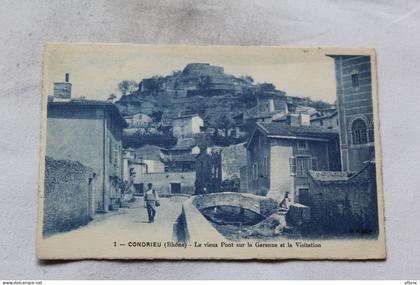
[{"xmin": 44, "ymin": 44, "xmax": 340, "ymax": 103}]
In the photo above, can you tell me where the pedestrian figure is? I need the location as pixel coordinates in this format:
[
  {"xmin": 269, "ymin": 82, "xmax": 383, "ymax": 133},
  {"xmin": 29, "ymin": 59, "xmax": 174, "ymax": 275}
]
[
  {"xmin": 279, "ymin": 191, "xmax": 291, "ymax": 210},
  {"xmin": 144, "ymin": 183, "xmax": 159, "ymax": 223}
]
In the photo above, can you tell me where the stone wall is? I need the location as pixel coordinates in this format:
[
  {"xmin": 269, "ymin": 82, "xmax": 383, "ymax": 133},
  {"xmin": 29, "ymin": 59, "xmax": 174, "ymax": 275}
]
[
  {"xmin": 192, "ymin": 192, "xmax": 279, "ymax": 217},
  {"xmin": 220, "ymin": 143, "xmax": 247, "ymax": 181},
  {"xmin": 175, "ymin": 192, "xmax": 280, "ymax": 242},
  {"xmin": 308, "ymin": 162, "xmax": 378, "ymax": 235},
  {"xmin": 43, "ymin": 157, "xmax": 95, "ymax": 236},
  {"xmin": 175, "ymin": 197, "xmax": 226, "ymax": 243},
  {"xmin": 286, "ymin": 203, "xmax": 310, "ymax": 227},
  {"xmin": 195, "ymin": 148, "xmax": 221, "ymax": 194},
  {"xmin": 196, "ymin": 143, "xmax": 247, "ymax": 194},
  {"xmin": 246, "ymin": 131, "xmax": 272, "ymax": 197}
]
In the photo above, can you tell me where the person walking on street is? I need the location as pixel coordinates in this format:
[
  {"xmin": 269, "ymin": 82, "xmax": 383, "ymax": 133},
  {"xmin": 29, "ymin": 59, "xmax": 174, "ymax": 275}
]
[{"xmin": 144, "ymin": 183, "xmax": 160, "ymax": 223}]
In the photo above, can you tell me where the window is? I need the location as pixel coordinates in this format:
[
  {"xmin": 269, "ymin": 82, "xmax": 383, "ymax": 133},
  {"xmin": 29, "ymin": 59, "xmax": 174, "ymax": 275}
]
[
  {"xmin": 212, "ymin": 165, "xmax": 218, "ymax": 179},
  {"xmin": 252, "ymin": 163, "xmax": 258, "ymax": 180},
  {"xmin": 368, "ymin": 128, "xmax": 374, "ymax": 143},
  {"xmin": 113, "ymin": 145, "xmax": 118, "ymax": 168},
  {"xmin": 296, "ymin": 156, "xmax": 311, "ymax": 176},
  {"xmin": 289, "ymin": 156, "xmax": 296, "ymax": 176},
  {"xmin": 311, "ymin": 157, "xmax": 318, "ymax": 171},
  {"xmin": 298, "ymin": 188, "xmax": 309, "ymax": 206},
  {"xmin": 352, "ymin": 119, "xmax": 368, "ymax": 145},
  {"xmin": 297, "ymin": 140, "xmax": 308, "ymax": 150},
  {"xmin": 263, "ymin": 155, "xmax": 269, "ymax": 177},
  {"xmin": 351, "ymin": 73, "xmax": 359, "ymax": 89}
]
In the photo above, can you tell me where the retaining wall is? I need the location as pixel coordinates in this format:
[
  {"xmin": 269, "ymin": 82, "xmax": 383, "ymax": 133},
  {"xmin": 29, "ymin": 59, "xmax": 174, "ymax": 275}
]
[{"xmin": 43, "ymin": 157, "xmax": 94, "ymax": 236}]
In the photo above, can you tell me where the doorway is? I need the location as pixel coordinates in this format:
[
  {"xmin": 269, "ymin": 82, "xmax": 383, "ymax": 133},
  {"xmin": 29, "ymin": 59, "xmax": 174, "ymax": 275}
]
[
  {"xmin": 298, "ymin": 188, "xmax": 309, "ymax": 206},
  {"xmin": 88, "ymin": 177, "xmax": 95, "ymax": 218},
  {"xmin": 170, "ymin": 183, "xmax": 181, "ymax": 194},
  {"xmin": 134, "ymin": 183, "xmax": 144, "ymax": 195}
]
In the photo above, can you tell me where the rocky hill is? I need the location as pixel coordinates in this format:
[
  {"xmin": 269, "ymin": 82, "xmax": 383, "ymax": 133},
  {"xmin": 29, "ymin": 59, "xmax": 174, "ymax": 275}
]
[{"xmin": 116, "ymin": 63, "xmax": 293, "ymax": 127}]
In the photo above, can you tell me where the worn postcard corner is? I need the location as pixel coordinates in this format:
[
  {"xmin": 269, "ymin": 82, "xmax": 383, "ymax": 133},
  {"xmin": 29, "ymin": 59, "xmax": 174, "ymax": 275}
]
[{"xmin": 37, "ymin": 44, "xmax": 386, "ymax": 260}]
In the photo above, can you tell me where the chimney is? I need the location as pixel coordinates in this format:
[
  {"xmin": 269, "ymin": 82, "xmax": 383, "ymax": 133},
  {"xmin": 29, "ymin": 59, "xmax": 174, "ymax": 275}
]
[
  {"xmin": 287, "ymin": 113, "xmax": 310, "ymax": 127},
  {"xmin": 288, "ymin": 114, "xmax": 300, "ymax": 127},
  {"xmin": 53, "ymin": 73, "xmax": 72, "ymax": 100},
  {"xmin": 300, "ymin": 113, "xmax": 310, "ymax": 126}
]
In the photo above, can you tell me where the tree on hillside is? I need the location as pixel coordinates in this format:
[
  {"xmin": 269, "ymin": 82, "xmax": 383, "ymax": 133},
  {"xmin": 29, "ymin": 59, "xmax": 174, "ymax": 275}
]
[
  {"xmin": 107, "ymin": 93, "xmax": 117, "ymax": 103},
  {"xmin": 258, "ymin": 83, "xmax": 276, "ymax": 92},
  {"xmin": 309, "ymin": 99, "xmax": 332, "ymax": 110},
  {"xmin": 240, "ymin": 75, "xmax": 254, "ymax": 83},
  {"xmin": 118, "ymin": 80, "xmax": 138, "ymax": 96},
  {"xmin": 216, "ymin": 114, "xmax": 235, "ymax": 137},
  {"xmin": 150, "ymin": 110, "xmax": 163, "ymax": 123}
]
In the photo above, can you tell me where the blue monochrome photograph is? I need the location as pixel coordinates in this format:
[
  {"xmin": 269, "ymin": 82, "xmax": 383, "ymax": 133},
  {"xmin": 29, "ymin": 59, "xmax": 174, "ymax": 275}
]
[{"xmin": 37, "ymin": 44, "xmax": 385, "ymax": 260}]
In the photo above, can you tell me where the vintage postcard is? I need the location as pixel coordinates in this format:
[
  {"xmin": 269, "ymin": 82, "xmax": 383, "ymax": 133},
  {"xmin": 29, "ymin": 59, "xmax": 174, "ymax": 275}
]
[{"xmin": 37, "ymin": 44, "xmax": 386, "ymax": 260}]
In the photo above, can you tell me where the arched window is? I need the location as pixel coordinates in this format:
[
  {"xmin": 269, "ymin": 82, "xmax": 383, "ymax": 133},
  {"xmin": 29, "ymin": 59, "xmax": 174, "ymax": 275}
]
[{"xmin": 352, "ymin": 119, "xmax": 368, "ymax": 145}]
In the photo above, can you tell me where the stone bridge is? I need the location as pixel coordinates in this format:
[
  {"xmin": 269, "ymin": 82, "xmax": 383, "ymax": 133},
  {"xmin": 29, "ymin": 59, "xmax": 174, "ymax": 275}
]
[
  {"xmin": 192, "ymin": 192, "xmax": 279, "ymax": 217},
  {"xmin": 175, "ymin": 192, "xmax": 280, "ymax": 242}
]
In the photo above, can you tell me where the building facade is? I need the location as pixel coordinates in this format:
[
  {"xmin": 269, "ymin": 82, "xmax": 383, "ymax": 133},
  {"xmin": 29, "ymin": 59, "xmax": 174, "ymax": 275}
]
[
  {"xmin": 124, "ymin": 112, "xmax": 153, "ymax": 128},
  {"xmin": 256, "ymin": 91, "xmax": 287, "ymax": 119},
  {"xmin": 244, "ymin": 122, "xmax": 341, "ymax": 203},
  {"xmin": 329, "ymin": 55, "xmax": 375, "ymax": 172},
  {"xmin": 161, "ymin": 138, "xmax": 200, "ymax": 172},
  {"xmin": 172, "ymin": 114, "xmax": 204, "ymax": 138},
  {"xmin": 195, "ymin": 143, "xmax": 247, "ymax": 194},
  {"xmin": 46, "ymin": 99, "xmax": 127, "ymax": 213},
  {"xmin": 310, "ymin": 110, "xmax": 339, "ymax": 130}
]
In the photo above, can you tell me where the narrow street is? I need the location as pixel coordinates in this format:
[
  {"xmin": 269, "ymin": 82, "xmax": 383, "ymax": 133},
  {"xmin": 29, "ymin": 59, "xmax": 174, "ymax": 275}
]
[{"xmin": 41, "ymin": 197, "xmax": 186, "ymax": 253}]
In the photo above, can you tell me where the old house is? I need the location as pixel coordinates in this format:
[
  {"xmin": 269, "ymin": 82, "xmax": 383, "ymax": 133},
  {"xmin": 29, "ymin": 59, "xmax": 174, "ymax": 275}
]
[
  {"xmin": 195, "ymin": 143, "xmax": 247, "ymax": 194},
  {"xmin": 46, "ymin": 74, "xmax": 128, "ymax": 213},
  {"xmin": 328, "ymin": 55, "xmax": 375, "ymax": 172},
  {"xmin": 124, "ymin": 112, "xmax": 152, "ymax": 128},
  {"xmin": 160, "ymin": 138, "xmax": 200, "ymax": 172},
  {"xmin": 232, "ymin": 90, "xmax": 291, "ymax": 137},
  {"xmin": 310, "ymin": 110, "xmax": 339, "ymax": 130},
  {"xmin": 172, "ymin": 114, "xmax": 204, "ymax": 138},
  {"xmin": 129, "ymin": 139, "xmax": 198, "ymax": 196},
  {"xmin": 126, "ymin": 145, "xmax": 165, "ymax": 195},
  {"xmin": 243, "ymin": 122, "xmax": 341, "ymax": 203},
  {"xmin": 122, "ymin": 148, "xmax": 136, "ymax": 182},
  {"xmin": 256, "ymin": 91, "xmax": 287, "ymax": 117},
  {"xmin": 299, "ymin": 55, "xmax": 379, "ymax": 235},
  {"xmin": 273, "ymin": 112, "xmax": 311, "ymax": 127}
]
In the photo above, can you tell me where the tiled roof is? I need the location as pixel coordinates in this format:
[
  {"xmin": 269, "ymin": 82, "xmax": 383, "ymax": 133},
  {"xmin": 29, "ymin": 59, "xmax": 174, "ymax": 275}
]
[
  {"xmin": 310, "ymin": 111, "xmax": 338, "ymax": 121},
  {"xmin": 48, "ymin": 99, "xmax": 128, "ymax": 127},
  {"xmin": 169, "ymin": 153, "xmax": 196, "ymax": 162},
  {"xmin": 257, "ymin": 122, "xmax": 338, "ymax": 139},
  {"xmin": 170, "ymin": 138, "xmax": 197, "ymax": 150},
  {"xmin": 173, "ymin": 113, "xmax": 201, "ymax": 119},
  {"xmin": 135, "ymin": 145, "xmax": 162, "ymax": 160}
]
